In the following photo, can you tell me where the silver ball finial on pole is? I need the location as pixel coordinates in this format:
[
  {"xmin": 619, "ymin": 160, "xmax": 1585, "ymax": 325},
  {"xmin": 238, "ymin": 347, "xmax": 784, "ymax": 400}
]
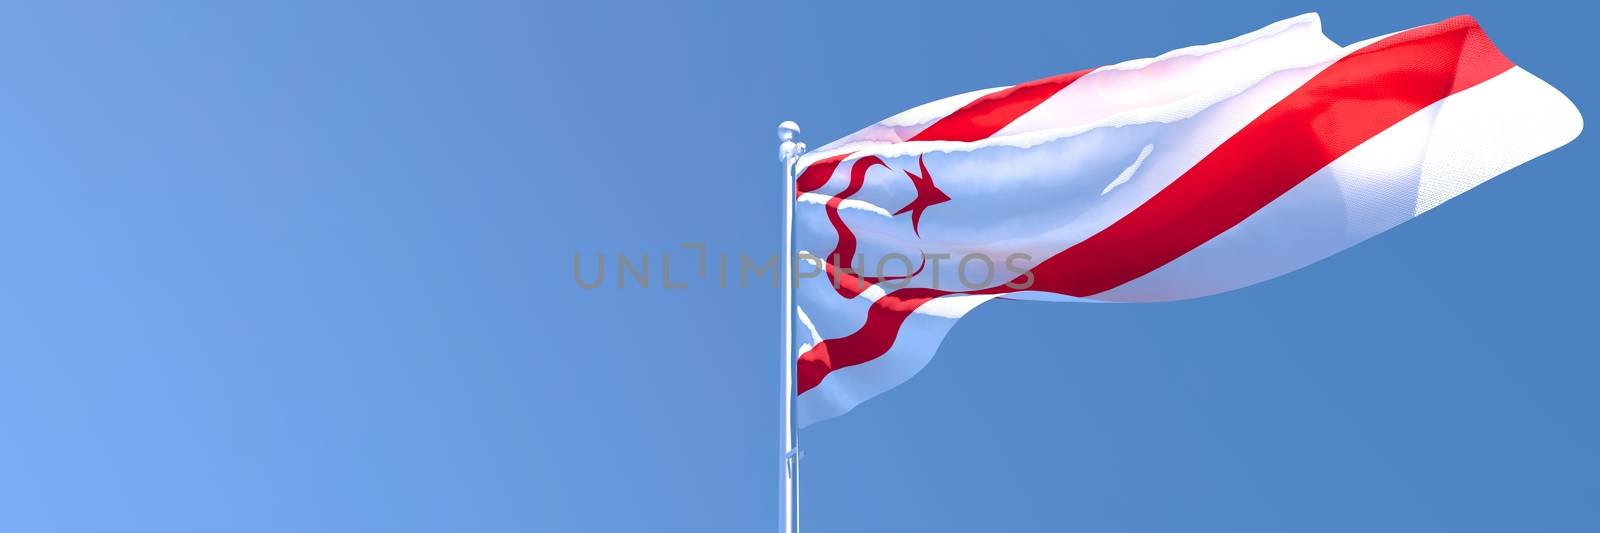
[{"xmin": 779, "ymin": 121, "xmax": 806, "ymax": 166}]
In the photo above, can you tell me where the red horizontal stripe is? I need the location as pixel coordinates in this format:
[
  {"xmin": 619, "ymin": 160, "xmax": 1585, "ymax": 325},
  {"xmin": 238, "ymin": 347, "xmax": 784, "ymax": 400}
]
[
  {"xmin": 1023, "ymin": 15, "xmax": 1512, "ymax": 297},
  {"xmin": 796, "ymin": 289, "xmax": 947, "ymax": 397},
  {"xmin": 795, "ymin": 153, "xmax": 850, "ymax": 196},
  {"xmin": 908, "ymin": 69, "xmax": 1092, "ymax": 142}
]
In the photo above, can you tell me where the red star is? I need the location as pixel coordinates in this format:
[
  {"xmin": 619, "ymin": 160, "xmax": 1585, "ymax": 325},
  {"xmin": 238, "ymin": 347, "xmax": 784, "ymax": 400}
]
[{"xmin": 895, "ymin": 155, "xmax": 951, "ymax": 236}]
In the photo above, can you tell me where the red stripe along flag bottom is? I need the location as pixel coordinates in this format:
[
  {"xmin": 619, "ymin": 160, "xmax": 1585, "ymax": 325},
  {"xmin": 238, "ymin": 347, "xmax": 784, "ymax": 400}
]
[{"xmin": 790, "ymin": 13, "xmax": 1582, "ymax": 426}]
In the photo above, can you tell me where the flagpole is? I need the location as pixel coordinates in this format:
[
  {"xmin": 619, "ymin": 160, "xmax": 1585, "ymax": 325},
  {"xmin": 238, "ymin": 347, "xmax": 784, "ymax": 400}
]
[{"xmin": 778, "ymin": 120, "xmax": 805, "ymax": 533}]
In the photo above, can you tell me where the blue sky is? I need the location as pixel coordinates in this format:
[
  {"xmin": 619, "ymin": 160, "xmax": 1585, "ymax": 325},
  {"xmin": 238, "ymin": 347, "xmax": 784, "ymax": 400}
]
[{"xmin": 0, "ymin": 1, "xmax": 1595, "ymax": 531}]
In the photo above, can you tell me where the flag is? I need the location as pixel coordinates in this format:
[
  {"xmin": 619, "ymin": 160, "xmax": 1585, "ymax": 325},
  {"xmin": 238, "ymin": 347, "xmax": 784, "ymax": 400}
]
[{"xmin": 792, "ymin": 13, "xmax": 1582, "ymax": 426}]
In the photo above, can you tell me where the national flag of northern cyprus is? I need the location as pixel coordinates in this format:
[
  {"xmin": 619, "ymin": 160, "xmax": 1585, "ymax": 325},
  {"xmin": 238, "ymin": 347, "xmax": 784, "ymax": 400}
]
[{"xmin": 792, "ymin": 13, "xmax": 1582, "ymax": 426}]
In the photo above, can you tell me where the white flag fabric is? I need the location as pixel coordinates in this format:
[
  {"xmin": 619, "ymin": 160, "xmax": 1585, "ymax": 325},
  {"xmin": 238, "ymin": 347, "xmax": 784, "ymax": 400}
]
[{"xmin": 792, "ymin": 13, "xmax": 1582, "ymax": 426}]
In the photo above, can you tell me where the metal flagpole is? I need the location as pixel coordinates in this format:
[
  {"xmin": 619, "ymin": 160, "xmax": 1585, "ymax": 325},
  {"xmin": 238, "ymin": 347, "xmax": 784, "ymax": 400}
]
[{"xmin": 778, "ymin": 120, "xmax": 805, "ymax": 533}]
